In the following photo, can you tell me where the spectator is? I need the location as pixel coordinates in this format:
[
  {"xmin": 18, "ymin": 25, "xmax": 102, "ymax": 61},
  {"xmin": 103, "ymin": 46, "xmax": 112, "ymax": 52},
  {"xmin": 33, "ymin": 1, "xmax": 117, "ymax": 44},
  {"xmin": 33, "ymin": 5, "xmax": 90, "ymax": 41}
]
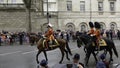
[
  {"xmin": 105, "ymin": 30, "xmax": 109, "ymax": 39},
  {"xmin": 96, "ymin": 53, "xmax": 109, "ymax": 68},
  {"xmin": 40, "ymin": 59, "xmax": 49, "ymax": 68},
  {"xmin": 109, "ymin": 30, "xmax": 113, "ymax": 40},
  {"xmin": 73, "ymin": 53, "xmax": 84, "ymax": 68},
  {"xmin": 19, "ymin": 32, "xmax": 23, "ymax": 45},
  {"xmin": 0, "ymin": 34, "xmax": 1, "ymax": 46},
  {"xmin": 66, "ymin": 32, "xmax": 70, "ymax": 42},
  {"xmin": 100, "ymin": 53, "xmax": 109, "ymax": 68},
  {"xmin": 117, "ymin": 30, "xmax": 120, "ymax": 40}
]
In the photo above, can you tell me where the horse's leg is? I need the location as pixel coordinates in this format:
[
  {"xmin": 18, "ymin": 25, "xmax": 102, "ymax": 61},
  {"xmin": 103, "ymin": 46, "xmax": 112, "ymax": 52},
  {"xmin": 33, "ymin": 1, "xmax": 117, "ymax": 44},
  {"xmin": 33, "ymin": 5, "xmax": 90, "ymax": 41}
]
[
  {"xmin": 108, "ymin": 49, "xmax": 113, "ymax": 63},
  {"xmin": 92, "ymin": 51, "xmax": 98, "ymax": 63},
  {"xmin": 66, "ymin": 42, "xmax": 72, "ymax": 55},
  {"xmin": 104, "ymin": 49, "xmax": 107, "ymax": 55},
  {"xmin": 85, "ymin": 51, "xmax": 91, "ymax": 66},
  {"xmin": 64, "ymin": 49, "xmax": 70, "ymax": 61},
  {"xmin": 36, "ymin": 50, "xmax": 41, "ymax": 64},
  {"xmin": 43, "ymin": 51, "xmax": 48, "ymax": 61},
  {"xmin": 59, "ymin": 48, "xmax": 65, "ymax": 63},
  {"xmin": 84, "ymin": 47, "xmax": 87, "ymax": 53}
]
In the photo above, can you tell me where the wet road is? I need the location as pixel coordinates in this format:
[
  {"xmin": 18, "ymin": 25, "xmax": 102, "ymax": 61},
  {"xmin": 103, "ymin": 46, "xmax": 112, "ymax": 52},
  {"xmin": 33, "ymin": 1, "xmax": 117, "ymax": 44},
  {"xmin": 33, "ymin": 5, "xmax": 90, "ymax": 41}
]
[{"xmin": 0, "ymin": 40, "xmax": 120, "ymax": 68}]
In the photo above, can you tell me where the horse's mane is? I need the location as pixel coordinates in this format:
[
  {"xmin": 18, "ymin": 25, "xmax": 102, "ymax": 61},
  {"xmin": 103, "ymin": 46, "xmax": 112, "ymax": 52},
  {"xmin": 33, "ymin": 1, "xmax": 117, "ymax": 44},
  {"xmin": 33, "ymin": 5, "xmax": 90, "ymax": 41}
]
[
  {"xmin": 80, "ymin": 34, "xmax": 92, "ymax": 40},
  {"xmin": 79, "ymin": 34, "xmax": 93, "ymax": 45}
]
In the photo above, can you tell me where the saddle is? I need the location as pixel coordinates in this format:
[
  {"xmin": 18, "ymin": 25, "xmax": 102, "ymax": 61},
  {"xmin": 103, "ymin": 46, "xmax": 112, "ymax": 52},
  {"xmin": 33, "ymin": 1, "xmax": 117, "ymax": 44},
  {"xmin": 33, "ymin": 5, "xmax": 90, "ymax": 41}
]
[
  {"xmin": 92, "ymin": 39, "xmax": 107, "ymax": 46},
  {"xmin": 43, "ymin": 39, "xmax": 59, "ymax": 49}
]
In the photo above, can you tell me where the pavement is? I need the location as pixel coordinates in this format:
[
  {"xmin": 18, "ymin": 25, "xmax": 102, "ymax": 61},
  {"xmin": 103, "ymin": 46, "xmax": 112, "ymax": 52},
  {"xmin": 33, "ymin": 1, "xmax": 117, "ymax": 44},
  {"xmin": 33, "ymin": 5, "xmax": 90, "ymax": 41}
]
[{"xmin": 0, "ymin": 39, "xmax": 120, "ymax": 68}]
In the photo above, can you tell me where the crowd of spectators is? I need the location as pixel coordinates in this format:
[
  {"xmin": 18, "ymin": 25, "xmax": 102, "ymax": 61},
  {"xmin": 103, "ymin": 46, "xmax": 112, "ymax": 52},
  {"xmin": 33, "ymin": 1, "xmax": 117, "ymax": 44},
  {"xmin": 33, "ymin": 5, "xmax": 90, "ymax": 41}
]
[{"xmin": 0, "ymin": 29, "xmax": 120, "ymax": 46}]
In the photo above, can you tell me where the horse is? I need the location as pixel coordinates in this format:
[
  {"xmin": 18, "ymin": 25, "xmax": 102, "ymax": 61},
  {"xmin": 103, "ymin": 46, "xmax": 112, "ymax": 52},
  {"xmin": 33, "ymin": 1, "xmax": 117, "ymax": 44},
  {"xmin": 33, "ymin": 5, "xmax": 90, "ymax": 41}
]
[
  {"xmin": 36, "ymin": 37, "xmax": 72, "ymax": 64},
  {"xmin": 28, "ymin": 33, "xmax": 40, "ymax": 46},
  {"xmin": 77, "ymin": 34, "xmax": 118, "ymax": 66}
]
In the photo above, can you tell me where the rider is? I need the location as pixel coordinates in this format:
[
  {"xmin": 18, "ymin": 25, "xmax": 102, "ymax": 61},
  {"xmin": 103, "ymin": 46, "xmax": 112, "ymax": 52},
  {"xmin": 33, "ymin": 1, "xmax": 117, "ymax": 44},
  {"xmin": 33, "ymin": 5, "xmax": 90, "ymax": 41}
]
[
  {"xmin": 93, "ymin": 22, "xmax": 101, "ymax": 50},
  {"xmin": 45, "ymin": 23, "xmax": 56, "ymax": 49},
  {"xmin": 87, "ymin": 22, "xmax": 95, "ymax": 35}
]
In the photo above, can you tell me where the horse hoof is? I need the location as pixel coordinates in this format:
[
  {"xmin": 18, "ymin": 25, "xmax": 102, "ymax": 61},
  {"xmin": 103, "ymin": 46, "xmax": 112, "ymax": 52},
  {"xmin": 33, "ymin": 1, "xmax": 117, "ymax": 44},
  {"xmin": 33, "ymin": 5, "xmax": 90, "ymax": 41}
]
[
  {"xmin": 85, "ymin": 64, "xmax": 88, "ymax": 67},
  {"xmin": 37, "ymin": 65, "xmax": 39, "ymax": 68},
  {"xmin": 59, "ymin": 61, "xmax": 62, "ymax": 64},
  {"xmin": 37, "ymin": 61, "xmax": 39, "ymax": 64},
  {"xmin": 111, "ymin": 59, "xmax": 113, "ymax": 61},
  {"xmin": 67, "ymin": 58, "xmax": 70, "ymax": 61},
  {"xmin": 70, "ymin": 53, "xmax": 73, "ymax": 56}
]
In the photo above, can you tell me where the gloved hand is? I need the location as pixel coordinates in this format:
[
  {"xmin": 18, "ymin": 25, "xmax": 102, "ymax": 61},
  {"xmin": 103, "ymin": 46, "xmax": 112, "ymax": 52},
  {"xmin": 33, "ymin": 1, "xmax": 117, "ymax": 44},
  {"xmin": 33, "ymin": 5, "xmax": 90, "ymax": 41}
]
[
  {"xmin": 42, "ymin": 35, "xmax": 46, "ymax": 39},
  {"xmin": 90, "ymin": 34, "xmax": 93, "ymax": 36}
]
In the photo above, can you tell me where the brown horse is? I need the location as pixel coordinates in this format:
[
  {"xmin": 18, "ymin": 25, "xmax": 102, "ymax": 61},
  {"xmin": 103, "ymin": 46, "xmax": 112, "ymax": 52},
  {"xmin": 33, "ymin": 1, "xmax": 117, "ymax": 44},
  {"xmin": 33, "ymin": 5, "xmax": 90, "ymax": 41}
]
[
  {"xmin": 28, "ymin": 33, "xmax": 39, "ymax": 46},
  {"xmin": 36, "ymin": 38, "xmax": 72, "ymax": 64}
]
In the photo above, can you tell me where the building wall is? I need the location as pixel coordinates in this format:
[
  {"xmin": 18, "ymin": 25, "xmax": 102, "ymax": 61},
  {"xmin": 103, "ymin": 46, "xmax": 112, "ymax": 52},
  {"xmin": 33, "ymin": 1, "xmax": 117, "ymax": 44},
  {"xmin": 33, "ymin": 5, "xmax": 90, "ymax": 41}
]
[
  {"xmin": 0, "ymin": 0, "xmax": 120, "ymax": 32},
  {"xmin": 0, "ymin": 10, "xmax": 27, "ymax": 32},
  {"xmin": 57, "ymin": 0, "xmax": 120, "ymax": 32}
]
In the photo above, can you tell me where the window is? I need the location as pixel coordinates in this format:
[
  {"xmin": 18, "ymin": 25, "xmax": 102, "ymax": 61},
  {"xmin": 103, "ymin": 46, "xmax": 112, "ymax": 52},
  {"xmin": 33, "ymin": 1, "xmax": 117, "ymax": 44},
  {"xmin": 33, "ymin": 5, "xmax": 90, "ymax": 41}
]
[
  {"xmin": 0, "ymin": 0, "xmax": 4, "ymax": 3},
  {"xmin": 67, "ymin": 1, "xmax": 72, "ymax": 11},
  {"xmin": 110, "ymin": 2, "xmax": 115, "ymax": 11},
  {"xmin": 110, "ymin": 22, "xmax": 117, "ymax": 30},
  {"xmin": 81, "ymin": 24, "xmax": 86, "ymax": 32},
  {"xmin": 80, "ymin": 1, "xmax": 85, "ymax": 12},
  {"xmin": 11, "ymin": 0, "xmax": 16, "ymax": 3},
  {"xmin": 98, "ymin": 2, "xmax": 103, "ymax": 11}
]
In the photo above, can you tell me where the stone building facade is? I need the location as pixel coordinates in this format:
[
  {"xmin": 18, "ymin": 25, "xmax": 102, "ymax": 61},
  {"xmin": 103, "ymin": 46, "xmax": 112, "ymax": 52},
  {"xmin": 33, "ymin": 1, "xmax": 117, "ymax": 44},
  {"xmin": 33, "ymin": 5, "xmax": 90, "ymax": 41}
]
[
  {"xmin": 57, "ymin": 0, "xmax": 120, "ymax": 32},
  {"xmin": 0, "ymin": 0, "xmax": 120, "ymax": 32}
]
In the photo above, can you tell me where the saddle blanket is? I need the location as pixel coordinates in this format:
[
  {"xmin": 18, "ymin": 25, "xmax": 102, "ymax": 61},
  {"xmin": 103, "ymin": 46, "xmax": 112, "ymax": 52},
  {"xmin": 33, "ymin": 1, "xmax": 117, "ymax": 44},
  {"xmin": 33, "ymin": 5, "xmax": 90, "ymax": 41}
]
[
  {"xmin": 99, "ymin": 39, "xmax": 107, "ymax": 46},
  {"xmin": 43, "ymin": 39, "xmax": 59, "ymax": 48},
  {"xmin": 92, "ymin": 39, "xmax": 107, "ymax": 46}
]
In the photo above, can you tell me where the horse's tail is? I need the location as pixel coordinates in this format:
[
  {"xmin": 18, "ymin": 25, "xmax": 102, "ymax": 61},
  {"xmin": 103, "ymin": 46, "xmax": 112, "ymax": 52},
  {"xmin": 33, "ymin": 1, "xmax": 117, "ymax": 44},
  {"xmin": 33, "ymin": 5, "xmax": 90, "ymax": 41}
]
[
  {"xmin": 112, "ymin": 43, "xmax": 118, "ymax": 57},
  {"xmin": 66, "ymin": 41, "xmax": 72, "ymax": 56}
]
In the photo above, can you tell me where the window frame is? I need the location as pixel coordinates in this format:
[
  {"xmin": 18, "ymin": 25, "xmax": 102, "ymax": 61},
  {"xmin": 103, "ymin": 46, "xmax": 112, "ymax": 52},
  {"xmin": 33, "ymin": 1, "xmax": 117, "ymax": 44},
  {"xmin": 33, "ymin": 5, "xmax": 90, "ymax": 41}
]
[
  {"xmin": 66, "ymin": 1, "xmax": 72, "ymax": 11},
  {"xmin": 80, "ymin": 1, "xmax": 85, "ymax": 12},
  {"xmin": 98, "ymin": 1, "xmax": 103, "ymax": 11},
  {"xmin": 110, "ymin": 1, "xmax": 115, "ymax": 11}
]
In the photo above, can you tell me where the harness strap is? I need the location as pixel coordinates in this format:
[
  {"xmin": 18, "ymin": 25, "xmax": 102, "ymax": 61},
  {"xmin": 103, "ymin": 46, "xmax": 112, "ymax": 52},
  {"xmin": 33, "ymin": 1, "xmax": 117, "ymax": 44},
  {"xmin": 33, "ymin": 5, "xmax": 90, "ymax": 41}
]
[
  {"xmin": 55, "ymin": 39, "xmax": 59, "ymax": 45},
  {"xmin": 43, "ymin": 40, "xmax": 46, "ymax": 47}
]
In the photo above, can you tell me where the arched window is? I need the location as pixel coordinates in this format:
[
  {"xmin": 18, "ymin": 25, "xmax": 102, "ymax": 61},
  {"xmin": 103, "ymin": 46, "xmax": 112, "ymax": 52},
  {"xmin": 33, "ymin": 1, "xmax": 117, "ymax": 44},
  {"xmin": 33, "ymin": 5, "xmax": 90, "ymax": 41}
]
[
  {"xmin": 66, "ymin": 23, "xmax": 75, "ymax": 31},
  {"xmin": 81, "ymin": 25, "xmax": 86, "ymax": 32},
  {"xmin": 99, "ymin": 22, "xmax": 106, "ymax": 30},
  {"xmin": 80, "ymin": 22, "xmax": 88, "ymax": 32},
  {"xmin": 110, "ymin": 22, "xmax": 117, "ymax": 30}
]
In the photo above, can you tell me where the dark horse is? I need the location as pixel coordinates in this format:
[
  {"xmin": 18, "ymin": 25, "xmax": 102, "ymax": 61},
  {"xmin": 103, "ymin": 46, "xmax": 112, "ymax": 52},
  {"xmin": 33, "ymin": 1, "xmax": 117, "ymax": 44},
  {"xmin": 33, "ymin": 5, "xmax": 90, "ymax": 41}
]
[
  {"xmin": 77, "ymin": 34, "xmax": 118, "ymax": 66},
  {"xmin": 36, "ymin": 37, "xmax": 72, "ymax": 64}
]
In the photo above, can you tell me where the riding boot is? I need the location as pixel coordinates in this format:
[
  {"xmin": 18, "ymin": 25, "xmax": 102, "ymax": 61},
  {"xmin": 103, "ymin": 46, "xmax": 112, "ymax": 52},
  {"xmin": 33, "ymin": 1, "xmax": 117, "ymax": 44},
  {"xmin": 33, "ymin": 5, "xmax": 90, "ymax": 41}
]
[
  {"xmin": 96, "ymin": 44, "xmax": 100, "ymax": 55},
  {"xmin": 45, "ymin": 42, "xmax": 49, "ymax": 50},
  {"xmin": 52, "ymin": 40, "xmax": 55, "ymax": 45},
  {"xmin": 49, "ymin": 40, "xmax": 52, "ymax": 45}
]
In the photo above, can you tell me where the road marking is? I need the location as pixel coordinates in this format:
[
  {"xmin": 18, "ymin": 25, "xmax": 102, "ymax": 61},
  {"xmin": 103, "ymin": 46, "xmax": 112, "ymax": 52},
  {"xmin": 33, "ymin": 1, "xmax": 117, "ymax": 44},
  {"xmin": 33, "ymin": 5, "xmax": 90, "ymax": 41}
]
[
  {"xmin": 22, "ymin": 50, "xmax": 37, "ymax": 54},
  {"xmin": 0, "ymin": 51, "xmax": 21, "ymax": 56},
  {"xmin": 71, "ymin": 48, "xmax": 79, "ymax": 51},
  {"xmin": 22, "ymin": 48, "xmax": 79, "ymax": 55}
]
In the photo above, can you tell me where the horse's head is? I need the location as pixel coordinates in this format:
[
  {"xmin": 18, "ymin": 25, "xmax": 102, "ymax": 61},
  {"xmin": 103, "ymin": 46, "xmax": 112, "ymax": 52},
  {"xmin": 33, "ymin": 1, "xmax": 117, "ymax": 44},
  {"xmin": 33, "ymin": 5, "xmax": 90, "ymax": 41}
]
[
  {"xmin": 76, "ymin": 36, "xmax": 83, "ymax": 48},
  {"xmin": 77, "ymin": 34, "xmax": 92, "ymax": 48}
]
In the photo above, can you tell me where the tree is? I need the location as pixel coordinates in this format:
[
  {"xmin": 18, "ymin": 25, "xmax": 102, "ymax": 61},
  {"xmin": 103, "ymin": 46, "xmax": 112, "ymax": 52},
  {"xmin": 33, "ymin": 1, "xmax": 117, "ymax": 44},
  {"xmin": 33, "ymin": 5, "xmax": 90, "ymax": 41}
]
[{"xmin": 23, "ymin": 0, "xmax": 32, "ymax": 32}]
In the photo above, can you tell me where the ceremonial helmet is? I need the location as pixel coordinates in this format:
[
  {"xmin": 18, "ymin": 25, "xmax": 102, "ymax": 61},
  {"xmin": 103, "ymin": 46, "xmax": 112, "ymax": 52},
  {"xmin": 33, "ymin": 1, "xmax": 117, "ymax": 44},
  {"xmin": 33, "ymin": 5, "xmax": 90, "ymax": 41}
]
[
  {"xmin": 89, "ymin": 22, "xmax": 94, "ymax": 28},
  {"xmin": 47, "ymin": 23, "xmax": 53, "ymax": 27},
  {"xmin": 94, "ymin": 22, "xmax": 101, "ymax": 29}
]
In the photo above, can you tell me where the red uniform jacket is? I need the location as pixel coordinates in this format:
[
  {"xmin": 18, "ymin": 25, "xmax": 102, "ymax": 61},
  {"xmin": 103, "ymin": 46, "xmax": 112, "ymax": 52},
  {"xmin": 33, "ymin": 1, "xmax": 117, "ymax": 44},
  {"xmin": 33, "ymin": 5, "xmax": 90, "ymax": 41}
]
[
  {"xmin": 94, "ymin": 29, "xmax": 101, "ymax": 40},
  {"xmin": 45, "ymin": 28, "xmax": 54, "ymax": 40},
  {"xmin": 88, "ymin": 28, "xmax": 95, "ymax": 35}
]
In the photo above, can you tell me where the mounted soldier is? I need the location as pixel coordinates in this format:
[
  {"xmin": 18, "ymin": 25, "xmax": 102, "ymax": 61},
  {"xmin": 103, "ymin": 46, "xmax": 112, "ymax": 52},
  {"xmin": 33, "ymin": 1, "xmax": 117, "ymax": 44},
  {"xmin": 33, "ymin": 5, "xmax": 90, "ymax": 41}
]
[
  {"xmin": 44, "ymin": 23, "xmax": 58, "ymax": 50},
  {"xmin": 93, "ymin": 22, "xmax": 101, "ymax": 50},
  {"xmin": 87, "ymin": 22, "xmax": 95, "ymax": 35}
]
